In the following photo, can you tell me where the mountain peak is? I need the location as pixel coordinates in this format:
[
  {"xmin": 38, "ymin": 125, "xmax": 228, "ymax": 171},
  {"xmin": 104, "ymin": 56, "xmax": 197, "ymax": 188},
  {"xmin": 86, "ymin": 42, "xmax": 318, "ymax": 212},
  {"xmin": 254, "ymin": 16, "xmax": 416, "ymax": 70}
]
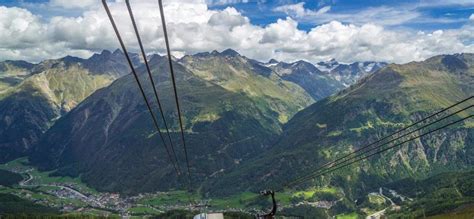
[
  {"xmin": 1, "ymin": 60, "xmax": 35, "ymax": 69},
  {"xmin": 268, "ymin": 59, "xmax": 279, "ymax": 64},
  {"xmin": 220, "ymin": 48, "xmax": 240, "ymax": 57},
  {"xmin": 316, "ymin": 59, "xmax": 341, "ymax": 73},
  {"xmin": 112, "ymin": 49, "xmax": 124, "ymax": 56},
  {"xmin": 60, "ymin": 55, "xmax": 84, "ymax": 64},
  {"xmin": 88, "ymin": 50, "xmax": 111, "ymax": 61},
  {"xmin": 148, "ymin": 54, "xmax": 162, "ymax": 61},
  {"xmin": 317, "ymin": 58, "xmax": 339, "ymax": 66},
  {"xmin": 100, "ymin": 50, "xmax": 112, "ymax": 56},
  {"xmin": 440, "ymin": 54, "xmax": 468, "ymax": 71},
  {"xmin": 193, "ymin": 51, "xmax": 211, "ymax": 57},
  {"xmin": 294, "ymin": 60, "xmax": 312, "ymax": 65},
  {"xmin": 81, "ymin": 49, "xmax": 139, "ymax": 78}
]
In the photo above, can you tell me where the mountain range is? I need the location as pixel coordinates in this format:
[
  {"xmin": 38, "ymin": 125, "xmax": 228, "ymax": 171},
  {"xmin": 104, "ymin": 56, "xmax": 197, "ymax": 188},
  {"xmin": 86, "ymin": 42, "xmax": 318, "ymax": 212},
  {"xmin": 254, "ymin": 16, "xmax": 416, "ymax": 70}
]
[
  {"xmin": 0, "ymin": 49, "xmax": 472, "ymax": 217},
  {"xmin": 315, "ymin": 58, "xmax": 387, "ymax": 87},
  {"xmin": 0, "ymin": 49, "xmax": 138, "ymax": 162},
  {"xmin": 30, "ymin": 49, "xmax": 377, "ymax": 194},
  {"xmin": 206, "ymin": 53, "xmax": 474, "ymax": 197},
  {"xmin": 0, "ymin": 49, "xmax": 381, "ymax": 164}
]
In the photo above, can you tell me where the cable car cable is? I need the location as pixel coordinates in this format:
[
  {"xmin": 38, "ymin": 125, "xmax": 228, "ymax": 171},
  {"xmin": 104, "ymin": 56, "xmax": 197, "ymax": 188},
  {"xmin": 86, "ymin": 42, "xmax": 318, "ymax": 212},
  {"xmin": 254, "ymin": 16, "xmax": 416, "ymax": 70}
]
[
  {"xmin": 157, "ymin": 0, "xmax": 193, "ymax": 190},
  {"xmin": 102, "ymin": 0, "xmax": 180, "ymax": 176},
  {"xmin": 125, "ymin": 0, "xmax": 181, "ymax": 174},
  {"xmin": 285, "ymin": 104, "xmax": 472, "ymax": 188},
  {"xmin": 285, "ymin": 105, "xmax": 472, "ymax": 189},
  {"xmin": 284, "ymin": 98, "xmax": 473, "ymax": 187},
  {"xmin": 284, "ymin": 114, "xmax": 472, "ymax": 189}
]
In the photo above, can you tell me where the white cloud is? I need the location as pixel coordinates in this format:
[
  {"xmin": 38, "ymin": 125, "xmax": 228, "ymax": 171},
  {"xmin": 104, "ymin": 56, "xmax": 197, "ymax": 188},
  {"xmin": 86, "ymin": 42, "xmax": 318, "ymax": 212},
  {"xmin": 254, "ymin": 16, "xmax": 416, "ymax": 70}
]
[
  {"xmin": 260, "ymin": 18, "xmax": 304, "ymax": 44},
  {"xmin": 274, "ymin": 1, "xmax": 474, "ymax": 27},
  {"xmin": 317, "ymin": 6, "xmax": 331, "ymax": 15},
  {"xmin": 0, "ymin": 7, "xmax": 46, "ymax": 48},
  {"xmin": 208, "ymin": 7, "xmax": 249, "ymax": 28},
  {"xmin": 274, "ymin": 2, "xmax": 331, "ymax": 18},
  {"xmin": 470, "ymin": 14, "xmax": 474, "ymax": 21},
  {"xmin": 206, "ymin": 0, "xmax": 249, "ymax": 6},
  {"xmin": 49, "ymin": 0, "xmax": 97, "ymax": 9},
  {"xmin": 418, "ymin": 0, "xmax": 474, "ymax": 7},
  {"xmin": 275, "ymin": 2, "xmax": 421, "ymax": 26},
  {"xmin": 0, "ymin": 2, "xmax": 473, "ymax": 64}
]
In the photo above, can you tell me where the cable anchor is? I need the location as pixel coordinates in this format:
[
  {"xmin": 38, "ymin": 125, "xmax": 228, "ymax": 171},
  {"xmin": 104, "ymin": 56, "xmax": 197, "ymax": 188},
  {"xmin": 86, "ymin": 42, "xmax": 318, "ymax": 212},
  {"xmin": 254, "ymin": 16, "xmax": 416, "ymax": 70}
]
[{"xmin": 256, "ymin": 190, "xmax": 277, "ymax": 219}]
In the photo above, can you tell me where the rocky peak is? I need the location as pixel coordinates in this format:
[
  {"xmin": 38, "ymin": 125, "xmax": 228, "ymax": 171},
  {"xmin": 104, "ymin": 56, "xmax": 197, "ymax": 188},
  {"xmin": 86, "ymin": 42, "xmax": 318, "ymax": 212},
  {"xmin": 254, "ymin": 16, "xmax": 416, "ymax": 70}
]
[
  {"xmin": 441, "ymin": 55, "xmax": 468, "ymax": 72},
  {"xmin": 220, "ymin": 48, "xmax": 240, "ymax": 57},
  {"xmin": 112, "ymin": 48, "xmax": 124, "ymax": 56},
  {"xmin": 268, "ymin": 59, "xmax": 279, "ymax": 64},
  {"xmin": 148, "ymin": 54, "xmax": 163, "ymax": 63},
  {"xmin": 0, "ymin": 60, "xmax": 36, "ymax": 75},
  {"xmin": 60, "ymin": 55, "xmax": 85, "ymax": 66},
  {"xmin": 81, "ymin": 49, "xmax": 140, "ymax": 78},
  {"xmin": 316, "ymin": 58, "xmax": 340, "ymax": 72}
]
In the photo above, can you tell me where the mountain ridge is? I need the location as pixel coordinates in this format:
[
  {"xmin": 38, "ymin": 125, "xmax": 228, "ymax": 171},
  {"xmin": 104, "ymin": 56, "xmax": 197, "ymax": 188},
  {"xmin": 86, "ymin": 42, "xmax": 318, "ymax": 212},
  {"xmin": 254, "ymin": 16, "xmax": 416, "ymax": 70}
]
[
  {"xmin": 204, "ymin": 53, "xmax": 474, "ymax": 197},
  {"xmin": 2, "ymin": 50, "xmax": 471, "ymax": 204},
  {"xmin": 0, "ymin": 50, "xmax": 136, "ymax": 163},
  {"xmin": 179, "ymin": 49, "xmax": 314, "ymax": 124},
  {"xmin": 30, "ymin": 55, "xmax": 287, "ymax": 194}
]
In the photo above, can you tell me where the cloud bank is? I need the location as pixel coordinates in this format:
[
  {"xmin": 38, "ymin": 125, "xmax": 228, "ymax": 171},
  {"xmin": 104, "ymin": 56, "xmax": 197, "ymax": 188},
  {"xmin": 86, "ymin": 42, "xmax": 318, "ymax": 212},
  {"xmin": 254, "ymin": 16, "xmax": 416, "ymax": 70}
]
[{"xmin": 0, "ymin": 0, "xmax": 473, "ymax": 64}]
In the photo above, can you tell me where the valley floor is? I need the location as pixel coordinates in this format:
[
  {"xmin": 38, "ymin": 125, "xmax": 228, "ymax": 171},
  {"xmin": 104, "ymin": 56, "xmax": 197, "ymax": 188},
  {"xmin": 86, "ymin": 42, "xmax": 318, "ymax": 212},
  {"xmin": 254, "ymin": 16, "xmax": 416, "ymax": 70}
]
[{"xmin": 1, "ymin": 158, "xmax": 473, "ymax": 218}]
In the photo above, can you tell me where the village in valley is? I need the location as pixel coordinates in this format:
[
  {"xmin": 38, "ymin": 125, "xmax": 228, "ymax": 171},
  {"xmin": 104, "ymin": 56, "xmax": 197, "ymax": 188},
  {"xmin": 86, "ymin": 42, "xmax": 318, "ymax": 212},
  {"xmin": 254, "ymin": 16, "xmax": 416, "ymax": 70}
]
[{"xmin": 0, "ymin": 158, "xmax": 406, "ymax": 218}]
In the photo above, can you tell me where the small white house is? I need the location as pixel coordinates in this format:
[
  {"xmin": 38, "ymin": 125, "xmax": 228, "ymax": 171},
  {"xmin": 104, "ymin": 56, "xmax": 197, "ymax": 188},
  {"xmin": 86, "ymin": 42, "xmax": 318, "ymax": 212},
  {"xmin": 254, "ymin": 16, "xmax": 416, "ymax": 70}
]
[{"xmin": 193, "ymin": 213, "xmax": 224, "ymax": 219}]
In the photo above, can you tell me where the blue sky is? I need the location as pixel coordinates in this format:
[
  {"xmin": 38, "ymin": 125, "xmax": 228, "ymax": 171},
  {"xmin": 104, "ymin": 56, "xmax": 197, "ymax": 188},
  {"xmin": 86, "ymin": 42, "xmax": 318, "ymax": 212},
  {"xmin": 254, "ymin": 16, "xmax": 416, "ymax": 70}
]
[
  {"xmin": 208, "ymin": 0, "xmax": 474, "ymax": 31},
  {"xmin": 3, "ymin": 0, "xmax": 473, "ymax": 30},
  {"xmin": 0, "ymin": 0, "xmax": 473, "ymax": 63}
]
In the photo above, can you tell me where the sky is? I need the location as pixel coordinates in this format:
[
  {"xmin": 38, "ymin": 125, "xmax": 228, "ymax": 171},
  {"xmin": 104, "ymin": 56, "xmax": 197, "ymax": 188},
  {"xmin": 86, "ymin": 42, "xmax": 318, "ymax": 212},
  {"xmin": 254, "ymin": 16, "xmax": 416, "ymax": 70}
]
[{"xmin": 0, "ymin": 0, "xmax": 473, "ymax": 64}]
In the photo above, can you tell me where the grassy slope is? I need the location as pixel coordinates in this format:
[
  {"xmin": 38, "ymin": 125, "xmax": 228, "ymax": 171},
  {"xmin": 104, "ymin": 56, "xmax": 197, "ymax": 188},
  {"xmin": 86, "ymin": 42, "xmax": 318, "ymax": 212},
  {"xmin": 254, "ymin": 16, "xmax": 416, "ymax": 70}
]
[
  {"xmin": 335, "ymin": 212, "xmax": 359, "ymax": 219},
  {"xmin": 0, "ymin": 158, "xmax": 108, "ymax": 215},
  {"xmin": 31, "ymin": 56, "xmax": 286, "ymax": 194},
  {"xmin": 0, "ymin": 61, "xmax": 34, "ymax": 95},
  {"xmin": 205, "ymin": 54, "xmax": 474, "ymax": 198},
  {"xmin": 180, "ymin": 54, "xmax": 313, "ymax": 124},
  {"xmin": 0, "ymin": 62, "xmax": 114, "ymax": 163},
  {"xmin": 427, "ymin": 204, "xmax": 474, "ymax": 219},
  {"xmin": 18, "ymin": 64, "xmax": 114, "ymax": 111},
  {"xmin": 0, "ymin": 169, "xmax": 23, "ymax": 187},
  {"xmin": 386, "ymin": 170, "xmax": 474, "ymax": 218},
  {"xmin": 0, "ymin": 193, "xmax": 59, "ymax": 216},
  {"xmin": 0, "ymin": 157, "xmax": 98, "ymax": 194}
]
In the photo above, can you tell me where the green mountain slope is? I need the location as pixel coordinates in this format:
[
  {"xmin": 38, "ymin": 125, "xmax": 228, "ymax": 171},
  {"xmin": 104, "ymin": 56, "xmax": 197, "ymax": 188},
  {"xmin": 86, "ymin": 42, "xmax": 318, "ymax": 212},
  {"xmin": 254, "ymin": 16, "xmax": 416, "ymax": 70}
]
[
  {"xmin": 31, "ymin": 55, "xmax": 286, "ymax": 194},
  {"xmin": 207, "ymin": 53, "xmax": 474, "ymax": 197},
  {"xmin": 386, "ymin": 170, "xmax": 474, "ymax": 218},
  {"xmin": 0, "ymin": 60, "xmax": 35, "ymax": 92},
  {"xmin": 179, "ymin": 49, "xmax": 314, "ymax": 123},
  {"xmin": 0, "ymin": 193, "xmax": 59, "ymax": 216},
  {"xmin": 0, "ymin": 51, "xmax": 132, "ymax": 163},
  {"xmin": 0, "ymin": 169, "xmax": 23, "ymax": 187}
]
